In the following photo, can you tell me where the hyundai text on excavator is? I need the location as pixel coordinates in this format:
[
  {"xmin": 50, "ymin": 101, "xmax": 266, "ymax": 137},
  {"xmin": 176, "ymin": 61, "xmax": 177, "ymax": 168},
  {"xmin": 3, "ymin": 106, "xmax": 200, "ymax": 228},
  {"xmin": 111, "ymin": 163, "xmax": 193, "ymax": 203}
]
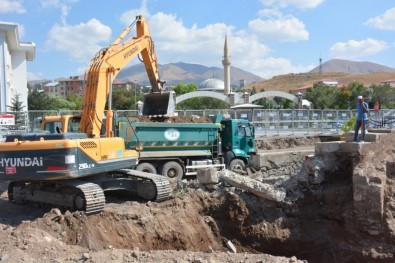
[{"xmin": 0, "ymin": 15, "xmax": 172, "ymax": 214}]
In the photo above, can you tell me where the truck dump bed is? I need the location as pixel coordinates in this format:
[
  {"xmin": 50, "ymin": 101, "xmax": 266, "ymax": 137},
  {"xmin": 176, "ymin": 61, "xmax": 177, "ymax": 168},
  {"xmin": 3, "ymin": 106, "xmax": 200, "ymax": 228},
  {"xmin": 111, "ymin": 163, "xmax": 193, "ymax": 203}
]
[{"xmin": 117, "ymin": 119, "xmax": 220, "ymax": 154}]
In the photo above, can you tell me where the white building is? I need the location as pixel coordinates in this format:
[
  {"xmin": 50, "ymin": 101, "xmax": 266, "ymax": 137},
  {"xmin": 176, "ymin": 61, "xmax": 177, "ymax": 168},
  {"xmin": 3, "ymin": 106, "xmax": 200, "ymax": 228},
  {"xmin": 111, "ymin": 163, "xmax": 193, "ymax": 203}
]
[{"xmin": 0, "ymin": 22, "xmax": 35, "ymax": 112}]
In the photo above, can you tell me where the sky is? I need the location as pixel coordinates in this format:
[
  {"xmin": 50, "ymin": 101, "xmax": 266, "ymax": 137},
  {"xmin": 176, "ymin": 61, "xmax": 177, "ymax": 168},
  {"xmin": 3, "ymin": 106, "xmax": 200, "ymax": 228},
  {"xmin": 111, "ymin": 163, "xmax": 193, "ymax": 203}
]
[{"xmin": 1, "ymin": 0, "xmax": 395, "ymax": 81}]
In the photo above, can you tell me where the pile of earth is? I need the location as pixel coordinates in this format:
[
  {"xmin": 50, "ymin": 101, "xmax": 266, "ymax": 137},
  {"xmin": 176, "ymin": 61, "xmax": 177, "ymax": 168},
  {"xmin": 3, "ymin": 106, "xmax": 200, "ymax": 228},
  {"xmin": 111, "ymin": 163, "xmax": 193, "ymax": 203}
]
[
  {"xmin": 0, "ymin": 181, "xmax": 304, "ymax": 262},
  {"xmin": 255, "ymin": 136, "xmax": 320, "ymax": 150},
  {"xmin": 1, "ymin": 134, "xmax": 395, "ymax": 262},
  {"xmin": 132, "ymin": 115, "xmax": 214, "ymax": 123}
]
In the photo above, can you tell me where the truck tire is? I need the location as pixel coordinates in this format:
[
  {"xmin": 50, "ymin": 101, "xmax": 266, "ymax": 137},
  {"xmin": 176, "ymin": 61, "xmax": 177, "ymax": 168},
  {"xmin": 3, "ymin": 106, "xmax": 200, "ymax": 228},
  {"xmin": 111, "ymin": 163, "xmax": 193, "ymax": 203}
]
[
  {"xmin": 229, "ymin": 158, "xmax": 245, "ymax": 172},
  {"xmin": 136, "ymin": 162, "xmax": 157, "ymax": 174},
  {"xmin": 161, "ymin": 161, "xmax": 183, "ymax": 183}
]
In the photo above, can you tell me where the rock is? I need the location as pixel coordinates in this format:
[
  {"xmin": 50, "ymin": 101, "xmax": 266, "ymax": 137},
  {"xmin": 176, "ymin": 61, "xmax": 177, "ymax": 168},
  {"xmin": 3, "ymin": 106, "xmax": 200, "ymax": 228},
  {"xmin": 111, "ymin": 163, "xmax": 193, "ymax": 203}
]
[
  {"xmin": 196, "ymin": 168, "xmax": 219, "ymax": 184},
  {"xmin": 226, "ymin": 240, "xmax": 237, "ymax": 253}
]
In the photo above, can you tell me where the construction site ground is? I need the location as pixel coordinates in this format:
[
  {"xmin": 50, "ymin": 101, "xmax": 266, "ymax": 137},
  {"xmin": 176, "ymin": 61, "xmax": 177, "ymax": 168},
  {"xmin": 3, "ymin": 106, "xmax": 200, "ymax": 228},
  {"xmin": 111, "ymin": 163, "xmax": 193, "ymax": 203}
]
[{"xmin": 1, "ymin": 134, "xmax": 395, "ymax": 262}]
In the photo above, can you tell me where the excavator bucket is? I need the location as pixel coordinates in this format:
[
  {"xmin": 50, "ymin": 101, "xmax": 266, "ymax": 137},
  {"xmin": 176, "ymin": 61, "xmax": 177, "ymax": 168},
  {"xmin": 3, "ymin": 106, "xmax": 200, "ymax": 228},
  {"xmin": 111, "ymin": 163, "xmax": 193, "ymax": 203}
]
[{"xmin": 142, "ymin": 91, "xmax": 175, "ymax": 116}]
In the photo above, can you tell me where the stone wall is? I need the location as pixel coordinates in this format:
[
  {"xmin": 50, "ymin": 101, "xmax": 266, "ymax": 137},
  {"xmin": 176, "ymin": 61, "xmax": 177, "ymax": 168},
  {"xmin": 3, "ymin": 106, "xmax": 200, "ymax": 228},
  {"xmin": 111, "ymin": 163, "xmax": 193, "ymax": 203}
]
[{"xmin": 250, "ymin": 150, "xmax": 313, "ymax": 186}]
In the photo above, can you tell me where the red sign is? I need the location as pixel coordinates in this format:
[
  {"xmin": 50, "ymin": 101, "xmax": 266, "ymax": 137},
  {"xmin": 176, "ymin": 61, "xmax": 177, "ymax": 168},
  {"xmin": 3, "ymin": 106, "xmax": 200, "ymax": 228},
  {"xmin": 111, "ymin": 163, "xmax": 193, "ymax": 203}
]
[
  {"xmin": 0, "ymin": 114, "xmax": 15, "ymax": 125},
  {"xmin": 5, "ymin": 166, "xmax": 16, "ymax": 174}
]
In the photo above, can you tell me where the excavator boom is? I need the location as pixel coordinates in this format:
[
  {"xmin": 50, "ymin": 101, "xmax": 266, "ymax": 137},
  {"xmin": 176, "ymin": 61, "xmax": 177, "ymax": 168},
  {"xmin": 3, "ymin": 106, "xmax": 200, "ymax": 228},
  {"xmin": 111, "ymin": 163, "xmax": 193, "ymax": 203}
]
[{"xmin": 80, "ymin": 15, "xmax": 174, "ymax": 138}]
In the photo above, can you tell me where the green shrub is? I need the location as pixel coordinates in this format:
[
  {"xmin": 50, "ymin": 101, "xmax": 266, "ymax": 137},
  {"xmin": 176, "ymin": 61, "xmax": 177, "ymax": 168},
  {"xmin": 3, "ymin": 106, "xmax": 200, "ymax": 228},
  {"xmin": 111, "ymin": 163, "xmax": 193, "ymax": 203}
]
[{"xmin": 340, "ymin": 116, "xmax": 356, "ymax": 134}]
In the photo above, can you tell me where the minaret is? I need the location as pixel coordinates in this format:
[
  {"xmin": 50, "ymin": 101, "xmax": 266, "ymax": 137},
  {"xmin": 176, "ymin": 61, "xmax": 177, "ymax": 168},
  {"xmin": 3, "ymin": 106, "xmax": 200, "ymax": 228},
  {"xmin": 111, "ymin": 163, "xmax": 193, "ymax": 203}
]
[{"xmin": 222, "ymin": 35, "xmax": 231, "ymax": 95}]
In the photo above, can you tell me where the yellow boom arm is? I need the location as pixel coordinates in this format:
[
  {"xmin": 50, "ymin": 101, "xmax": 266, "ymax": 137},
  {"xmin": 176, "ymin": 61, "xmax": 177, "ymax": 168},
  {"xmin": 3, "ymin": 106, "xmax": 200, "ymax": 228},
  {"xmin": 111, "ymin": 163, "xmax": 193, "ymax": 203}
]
[{"xmin": 80, "ymin": 15, "xmax": 163, "ymax": 138}]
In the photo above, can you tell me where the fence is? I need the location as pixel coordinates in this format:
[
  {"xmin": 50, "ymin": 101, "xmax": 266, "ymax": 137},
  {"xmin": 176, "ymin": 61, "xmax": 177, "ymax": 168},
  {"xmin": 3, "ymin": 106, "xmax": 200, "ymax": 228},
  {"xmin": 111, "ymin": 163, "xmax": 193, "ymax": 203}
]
[{"xmin": 0, "ymin": 109, "xmax": 394, "ymax": 138}]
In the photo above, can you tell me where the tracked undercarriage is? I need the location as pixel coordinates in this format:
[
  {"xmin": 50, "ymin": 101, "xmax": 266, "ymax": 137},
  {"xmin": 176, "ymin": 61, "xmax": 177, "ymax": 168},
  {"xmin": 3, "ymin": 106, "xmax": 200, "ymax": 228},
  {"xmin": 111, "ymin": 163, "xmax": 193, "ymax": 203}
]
[{"xmin": 8, "ymin": 169, "xmax": 171, "ymax": 215}]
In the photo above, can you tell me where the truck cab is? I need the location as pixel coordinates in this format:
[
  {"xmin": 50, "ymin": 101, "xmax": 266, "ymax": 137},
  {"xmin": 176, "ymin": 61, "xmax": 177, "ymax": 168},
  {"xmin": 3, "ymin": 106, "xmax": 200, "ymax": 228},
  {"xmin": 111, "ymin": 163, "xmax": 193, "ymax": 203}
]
[{"xmin": 220, "ymin": 119, "xmax": 256, "ymax": 170}]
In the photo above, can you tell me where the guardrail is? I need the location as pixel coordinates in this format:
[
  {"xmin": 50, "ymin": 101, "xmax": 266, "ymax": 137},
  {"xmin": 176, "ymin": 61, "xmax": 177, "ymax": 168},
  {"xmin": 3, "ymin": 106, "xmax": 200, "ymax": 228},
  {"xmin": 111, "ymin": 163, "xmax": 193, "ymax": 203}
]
[{"xmin": 0, "ymin": 109, "xmax": 394, "ymax": 138}]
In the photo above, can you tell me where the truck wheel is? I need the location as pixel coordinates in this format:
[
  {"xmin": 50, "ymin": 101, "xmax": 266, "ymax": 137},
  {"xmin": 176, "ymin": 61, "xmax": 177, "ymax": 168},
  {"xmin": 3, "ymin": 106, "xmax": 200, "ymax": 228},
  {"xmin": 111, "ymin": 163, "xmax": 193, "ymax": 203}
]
[
  {"xmin": 161, "ymin": 161, "xmax": 183, "ymax": 183},
  {"xmin": 136, "ymin": 162, "xmax": 157, "ymax": 174},
  {"xmin": 229, "ymin": 158, "xmax": 245, "ymax": 172}
]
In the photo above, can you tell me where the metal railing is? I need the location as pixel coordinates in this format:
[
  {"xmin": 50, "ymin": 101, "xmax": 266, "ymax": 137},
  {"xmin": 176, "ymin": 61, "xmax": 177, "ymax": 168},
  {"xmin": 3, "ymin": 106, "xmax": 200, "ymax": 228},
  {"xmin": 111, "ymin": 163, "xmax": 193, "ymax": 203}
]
[{"xmin": 1, "ymin": 109, "xmax": 394, "ymax": 138}]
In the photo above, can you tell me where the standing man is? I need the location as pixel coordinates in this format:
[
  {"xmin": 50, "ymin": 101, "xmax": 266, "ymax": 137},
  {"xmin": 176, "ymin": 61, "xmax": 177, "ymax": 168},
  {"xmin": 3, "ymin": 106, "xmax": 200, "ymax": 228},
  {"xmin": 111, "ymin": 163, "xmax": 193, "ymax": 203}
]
[{"xmin": 353, "ymin": 95, "xmax": 369, "ymax": 142}]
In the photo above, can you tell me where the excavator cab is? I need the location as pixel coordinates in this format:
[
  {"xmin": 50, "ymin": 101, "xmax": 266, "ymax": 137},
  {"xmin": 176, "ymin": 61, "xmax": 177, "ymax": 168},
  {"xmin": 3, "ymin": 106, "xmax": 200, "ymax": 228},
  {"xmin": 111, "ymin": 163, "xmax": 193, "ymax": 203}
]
[{"xmin": 142, "ymin": 91, "xmax": 175, "ymax": 116}]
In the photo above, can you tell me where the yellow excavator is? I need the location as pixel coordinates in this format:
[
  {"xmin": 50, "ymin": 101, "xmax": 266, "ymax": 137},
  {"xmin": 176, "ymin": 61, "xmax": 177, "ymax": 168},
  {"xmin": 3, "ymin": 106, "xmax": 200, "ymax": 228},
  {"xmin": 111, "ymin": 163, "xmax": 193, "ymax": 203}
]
[
  {"xmin": 81, "ymin": 15, "xmax": 174, "ymax": 139},
  {"xmin": 0, "ymin": 15, "xmax": 172, "ymax": 214}
]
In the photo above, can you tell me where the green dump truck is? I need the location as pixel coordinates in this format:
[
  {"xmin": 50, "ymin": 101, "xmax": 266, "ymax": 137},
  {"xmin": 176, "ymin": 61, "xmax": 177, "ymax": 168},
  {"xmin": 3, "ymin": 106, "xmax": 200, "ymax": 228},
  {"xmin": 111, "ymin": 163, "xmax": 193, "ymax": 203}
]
[{"xmin": 39, "ymin": 114, "xmax": 256, "ymax": 183}]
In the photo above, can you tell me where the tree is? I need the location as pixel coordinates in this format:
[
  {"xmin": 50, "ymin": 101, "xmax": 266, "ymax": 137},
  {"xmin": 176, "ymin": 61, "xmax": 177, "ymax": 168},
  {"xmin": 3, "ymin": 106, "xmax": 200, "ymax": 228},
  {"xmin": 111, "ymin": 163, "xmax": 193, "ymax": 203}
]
[
  {"xmin": 335, "ymin": 87, "xmax": 353, "ymax": 109},
  {"xmin": 173, "ymin": 83, "xmax": 198, "ymax": 95},
  {"xmin": 108, "ymin": 88, "xmax": 133, "ymax": 110},
  {"xmin": 304, "ymin": 82, "xmax": 339, "ymax": 109},
  {"xmin": 67, "ymin": 93, "xmax": 83, "ymax": 110},
  {"xmin": 8, "ymin": 93, "xmax": 25, "ymax": 112},
  {"xmin": 173, "ymin": 83, "xmax": 228, "ymax": 110},
  {"xmin": 370, "ymin": 83, "xmax": 395, "ymax": 109},
  {"xmin": 28, "ymin": 88, "xmax": 54, "ymax": 110},
  {"xmin": 8, "ymin": 93, "xmax": 25, "ymax": 128}
]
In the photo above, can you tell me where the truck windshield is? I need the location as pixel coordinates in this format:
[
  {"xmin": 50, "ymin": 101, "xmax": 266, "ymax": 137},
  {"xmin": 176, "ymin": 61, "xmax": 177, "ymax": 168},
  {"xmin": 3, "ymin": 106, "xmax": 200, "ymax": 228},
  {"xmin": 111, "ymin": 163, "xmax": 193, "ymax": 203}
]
[{"xmin": 237, "ymin": 125, "xmax": 252, "ymax": 137}]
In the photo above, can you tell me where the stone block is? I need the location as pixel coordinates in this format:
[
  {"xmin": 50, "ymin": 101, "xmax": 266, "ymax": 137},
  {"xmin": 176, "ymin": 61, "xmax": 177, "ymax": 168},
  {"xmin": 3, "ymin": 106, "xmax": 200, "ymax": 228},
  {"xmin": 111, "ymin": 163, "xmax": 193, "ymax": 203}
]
[
  {"xmin": 314, "ymin": 142, "xmax": 341, "ymax": 154},
  {"xmin": 345, "ymin": 131, "xmax": 382, "ymax": 142},
  {"xmin": 368, "ymin": 128, "xmax": 393, "ymax": 134},
  {"xmin": 340, "ymin": 141, "xmax": 366, "ymax": 153},
  {"xmin": 196, "ymin": 168, "xmax": 219, "ymax": 184}
]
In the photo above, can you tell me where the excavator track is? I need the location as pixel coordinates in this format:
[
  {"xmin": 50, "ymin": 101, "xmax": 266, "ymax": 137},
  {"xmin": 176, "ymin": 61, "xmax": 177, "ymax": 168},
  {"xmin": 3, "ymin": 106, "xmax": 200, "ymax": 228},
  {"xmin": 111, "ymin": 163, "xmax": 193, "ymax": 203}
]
[
  {"xmin": 6, "ymin": 170, "xmax": 170, "ymax": 215},
  {"xmin": 8, "ymin": 180, "xmax": 105, "ymax": 215},
  {"xmin": 74, "ymin": 182, "xmax": 106, "ymax": 215},
  {"xmin": 118, "ymin": 169, "xmax": 172, "ymax": 201}
]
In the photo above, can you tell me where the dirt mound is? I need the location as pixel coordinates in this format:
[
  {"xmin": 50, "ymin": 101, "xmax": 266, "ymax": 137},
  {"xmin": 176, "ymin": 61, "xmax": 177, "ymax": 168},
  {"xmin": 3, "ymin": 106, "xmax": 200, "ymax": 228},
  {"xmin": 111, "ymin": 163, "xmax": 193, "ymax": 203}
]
[
  {"xmin": 255, "ymin": 136, "xmax": 320, "ymax": 150},
  {"xmin": 133, "ymin": 115, "xmax": 214, "ymax": 123},
  {"xmin": 0, "ymin": 186, "xmax": 303, "ymax": 262}
]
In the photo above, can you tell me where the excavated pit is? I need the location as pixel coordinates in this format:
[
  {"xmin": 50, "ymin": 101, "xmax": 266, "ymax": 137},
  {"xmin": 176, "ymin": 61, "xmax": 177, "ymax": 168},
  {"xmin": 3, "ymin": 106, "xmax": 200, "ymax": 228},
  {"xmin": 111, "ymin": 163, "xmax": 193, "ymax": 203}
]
[
  {"xmin": 1, "ymin": 135, "xmax": 395, "ymax": 262},
  {"xmin": 29, "ymin": 167, "xmax": 359, "ymax": 262}
]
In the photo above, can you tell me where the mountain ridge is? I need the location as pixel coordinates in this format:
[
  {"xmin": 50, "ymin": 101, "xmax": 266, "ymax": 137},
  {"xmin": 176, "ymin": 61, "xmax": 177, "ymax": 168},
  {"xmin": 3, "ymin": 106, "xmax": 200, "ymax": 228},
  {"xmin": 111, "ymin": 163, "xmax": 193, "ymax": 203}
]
[
  {"xmin": 115, "ymin": 62, "xmax": 262, "ymax": 87},
  {"xmin": 29, "ymin": 60, "xmax": 395, "ymax": 90},
  {"xmin": 310, "ymin": 59, "xmax": 395, "ymax": 74}
]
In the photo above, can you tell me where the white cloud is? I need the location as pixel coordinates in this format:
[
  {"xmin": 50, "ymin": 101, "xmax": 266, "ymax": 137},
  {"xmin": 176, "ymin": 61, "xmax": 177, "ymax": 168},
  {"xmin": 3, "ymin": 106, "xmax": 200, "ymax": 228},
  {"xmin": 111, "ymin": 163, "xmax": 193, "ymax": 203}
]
[
  {"xmin": 149, "ymin": 13, "xmax": 233, "ymax": 54},
  {"xmin": 365, "ymin": 7, "xmax": 395, "ymax": 31},
  {"xmin": 45, "ymin": 19, "xmax": 112, "ymax": 63},
  {"xmin": 258, "ymin": 8, "xmax": 282, "ymax": 17},
  {"xmin": 248, "ymin": 15, "xmax": 309, "ymax": 42},
  {"xmin": 260, "ymin": 0, "xmax": 324, "ymax": 9},
  {"xmin": 0, "ymin": 0, "xmax": 25, "ymax": 14},
  {"xmin": 119, "ymin": 0, "xmax": 150, "ymax": 26},
  {"xmin": 330, "ymin": 38, "xmax": 388, "ymax": 59},
  {"xmin": 116, "ymin": 10, "xmax": 310, "ymax": 78},
  {"xmin": 40, "ymin": 0, "xmax": 79, "ymax": 25},
  {"xmin": 41, "ymin": 0, "xmax": 314, "ymax": 80}
]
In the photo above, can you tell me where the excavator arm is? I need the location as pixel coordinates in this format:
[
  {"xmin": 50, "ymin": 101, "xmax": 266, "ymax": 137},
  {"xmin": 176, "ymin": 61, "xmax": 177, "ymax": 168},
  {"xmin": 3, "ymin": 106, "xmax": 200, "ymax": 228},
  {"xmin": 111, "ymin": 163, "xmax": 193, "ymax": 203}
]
[{"xmin": 80, "ymin": 15, "xmax": 168, "ymax": 138}]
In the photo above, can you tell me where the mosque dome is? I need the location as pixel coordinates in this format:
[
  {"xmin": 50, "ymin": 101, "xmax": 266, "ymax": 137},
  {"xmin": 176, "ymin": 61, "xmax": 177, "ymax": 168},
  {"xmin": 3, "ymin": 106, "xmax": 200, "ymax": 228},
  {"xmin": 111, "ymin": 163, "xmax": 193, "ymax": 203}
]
[{"xmin": 198, "ymin": 78, "xmax": 224, "ymax": 91}]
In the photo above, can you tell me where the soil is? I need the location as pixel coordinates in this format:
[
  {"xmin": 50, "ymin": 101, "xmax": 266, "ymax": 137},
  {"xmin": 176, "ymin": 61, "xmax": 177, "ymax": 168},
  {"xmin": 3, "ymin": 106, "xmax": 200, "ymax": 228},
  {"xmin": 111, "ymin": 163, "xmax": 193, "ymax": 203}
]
[
  {"xmin": 132, "ymin": 115, "xmax": 214, "ymax": 123},
  {"xmin": 1, "ymin": 135, "xmax": 395, "ymax": 262}
]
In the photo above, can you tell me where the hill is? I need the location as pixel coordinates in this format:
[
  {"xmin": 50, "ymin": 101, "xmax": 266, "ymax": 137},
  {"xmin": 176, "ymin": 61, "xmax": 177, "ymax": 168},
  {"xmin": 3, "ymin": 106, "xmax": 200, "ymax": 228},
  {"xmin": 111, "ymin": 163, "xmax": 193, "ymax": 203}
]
[
  {"xmin": 310, "ymin": 59, "xmax": 395, "ymax": 74},
  {"xmin": 243, "ymin": 71, "xmax": 395, "ymax": 93},
  {"xmin": 115, "ymin": 62, "xmax": 261, "ymax": 87}
]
